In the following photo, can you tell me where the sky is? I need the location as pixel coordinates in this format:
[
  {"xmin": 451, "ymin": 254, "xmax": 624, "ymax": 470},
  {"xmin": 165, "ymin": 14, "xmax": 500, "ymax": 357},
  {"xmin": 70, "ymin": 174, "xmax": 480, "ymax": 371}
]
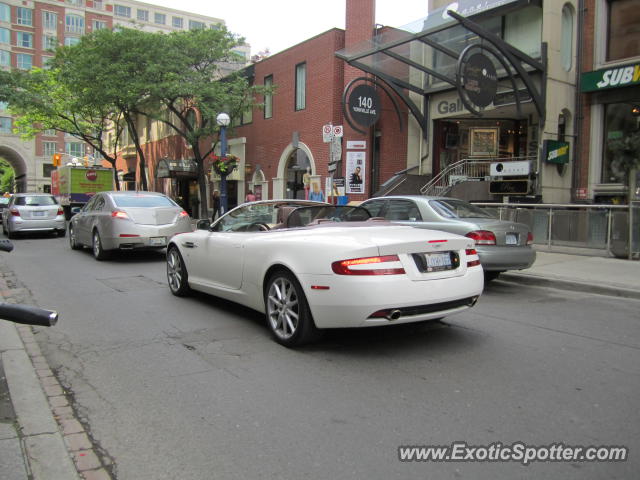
[{"xmin": 142, "ymin": 0, "xmax": 429, "ymax": 55}]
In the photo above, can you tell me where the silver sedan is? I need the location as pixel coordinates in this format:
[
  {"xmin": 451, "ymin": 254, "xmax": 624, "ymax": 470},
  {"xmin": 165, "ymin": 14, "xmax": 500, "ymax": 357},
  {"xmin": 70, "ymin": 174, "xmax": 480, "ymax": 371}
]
[
  {"xmin": 69, "ymin": 191, "xmax": 193, "ymax": 260},
  {"xmin": 2, "ymin": 193, "xmax": 66, "ymax": 238},
  {"xmin": 361, "ymin": 195, "xmax": 535, "ymax": 281}
]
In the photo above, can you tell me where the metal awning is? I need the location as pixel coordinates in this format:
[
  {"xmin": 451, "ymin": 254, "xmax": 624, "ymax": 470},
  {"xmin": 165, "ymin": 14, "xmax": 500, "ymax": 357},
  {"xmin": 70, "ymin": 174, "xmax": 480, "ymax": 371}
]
[
  {"xmin": 336, "ymin": 0, "xmax": 545, "ymax": 128},
  {"xmin": 156, "ymin": 158, "xmax": 198, "ymax": 179}
]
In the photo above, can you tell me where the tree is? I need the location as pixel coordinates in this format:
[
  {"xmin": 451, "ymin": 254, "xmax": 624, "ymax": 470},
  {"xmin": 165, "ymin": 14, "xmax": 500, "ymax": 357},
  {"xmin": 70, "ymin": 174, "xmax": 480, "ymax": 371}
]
[
  {"xmin": 140, "ymin": 27, "xmax": 271, "ymax": 217},
  {"xmin": 0, "ymin": 66, "xmax": 126, "ymax": 190}
]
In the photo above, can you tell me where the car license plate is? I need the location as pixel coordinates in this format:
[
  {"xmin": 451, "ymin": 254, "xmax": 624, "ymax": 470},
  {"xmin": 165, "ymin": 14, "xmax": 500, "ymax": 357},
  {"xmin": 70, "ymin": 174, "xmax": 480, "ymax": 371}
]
[
  {"xmin": 33, "ymin": 211, "xmax": 45, "ymax": 217},
  {"xmin": 506, "ymin": 233, "xmax": 518, "ymax": 245},
  {"xmin": 150, "ymin": 236, "xmax": 166, "ymax": 246},
  {"xmin": 425, "ymin": 252, "xmax": 453, "ymax": 271}
]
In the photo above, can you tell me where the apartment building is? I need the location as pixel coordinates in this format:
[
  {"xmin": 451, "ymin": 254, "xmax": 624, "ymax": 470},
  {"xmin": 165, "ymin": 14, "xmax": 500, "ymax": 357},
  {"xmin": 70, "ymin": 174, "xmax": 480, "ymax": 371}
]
[{"xmin": 0, "ymin": 0, "xmax": 246, "ymax": 193}]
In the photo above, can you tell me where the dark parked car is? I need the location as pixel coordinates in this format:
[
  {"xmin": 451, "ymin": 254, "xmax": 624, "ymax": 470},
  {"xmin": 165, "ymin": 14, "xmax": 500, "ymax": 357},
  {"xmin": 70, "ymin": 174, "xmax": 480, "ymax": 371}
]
[{"xmin": 361, "ymin": 195, "xmax": 535, "ymax": 281}]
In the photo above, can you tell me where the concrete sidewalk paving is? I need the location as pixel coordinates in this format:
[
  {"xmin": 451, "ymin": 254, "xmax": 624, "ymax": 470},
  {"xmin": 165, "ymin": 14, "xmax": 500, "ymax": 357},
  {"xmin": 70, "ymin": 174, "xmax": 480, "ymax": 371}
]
[
  {"xmin": 0, "ymin": 248, "xmax": 638, "ymax": 480},
  {"xmin": 499, "ymin": 249, "xmax": 640, "ymax": 300}
]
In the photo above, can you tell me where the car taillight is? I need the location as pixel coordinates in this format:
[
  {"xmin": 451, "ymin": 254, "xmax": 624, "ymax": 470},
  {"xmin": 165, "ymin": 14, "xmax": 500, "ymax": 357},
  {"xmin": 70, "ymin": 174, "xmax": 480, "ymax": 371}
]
[
  {"xmin": 331, "ymin": 255, "xmax": 405, "ymax": 275},
  {"xmin": 179, "ymin": 211, "xmax": 189, "ymax": 217},
  {"xmin": 10, "ymin": 208, "xmax": 20, "ymax": 217},
  {"xmin": 57, "ymin": 207, "xmax": 64, "ymax": 216},
  {"xmin": 465, "ymin": 230, "xmax": 496, "ymax": 245},
  {"xmin": 111, "ymin": 210, "xmax": 129, "ymax": 219},
  {"xmin": 526, "ymin": 232, "xmax": 533, "ymax": 245},
  {"xmin": 466, "ymin": 248, "xmax": 481, "ymax": 268}
]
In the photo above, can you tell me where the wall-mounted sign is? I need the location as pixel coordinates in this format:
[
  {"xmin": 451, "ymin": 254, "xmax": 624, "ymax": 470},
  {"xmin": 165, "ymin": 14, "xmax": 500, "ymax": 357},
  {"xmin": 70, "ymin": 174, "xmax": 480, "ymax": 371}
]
[
  {"xmin": 347, "ymin": 140, "xmax": 366, "ymax": 150},
  {"xmin": 581, "ymin": 62, "xmax": 640, "ymax": 92},
  {"xmin": 542, "ymin": 140, "xmax": 570, "ymax": 165},
  {"xmin": 461, "ymin": 52, "xmax": 498, "ymax": 108},
  {"xmin": 347, "ymin": 84, "xmax": 381, "ymax": 128}
]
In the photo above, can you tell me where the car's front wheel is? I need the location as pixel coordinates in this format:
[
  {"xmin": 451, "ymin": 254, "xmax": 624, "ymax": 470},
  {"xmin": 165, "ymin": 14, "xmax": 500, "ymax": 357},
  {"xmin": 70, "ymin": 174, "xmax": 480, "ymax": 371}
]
[
  {"xmin": 265, "ymin": 270, "xmax": 319, "ymax": 347},
  {"xmin": 92, "ymin": 230, "xmax": 109, "ymax": 260},
  {"xmin": 166, "ymin": 246, "xmax": 191, "ymax": 296}
]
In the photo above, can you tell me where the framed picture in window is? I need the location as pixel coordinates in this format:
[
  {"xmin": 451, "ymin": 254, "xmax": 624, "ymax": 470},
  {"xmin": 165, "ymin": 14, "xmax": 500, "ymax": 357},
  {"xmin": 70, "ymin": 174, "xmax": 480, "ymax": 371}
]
[{"xmin": 469, "ymin": 127, "xmax": 499, "ymax": 156}]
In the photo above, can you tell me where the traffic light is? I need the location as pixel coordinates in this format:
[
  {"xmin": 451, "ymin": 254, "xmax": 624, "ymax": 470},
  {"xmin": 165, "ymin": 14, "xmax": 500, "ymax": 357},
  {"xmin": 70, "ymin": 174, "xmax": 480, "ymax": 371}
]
[{"xmin": 52, "ymin": 153, "xmax": 62, "ymax": 166}]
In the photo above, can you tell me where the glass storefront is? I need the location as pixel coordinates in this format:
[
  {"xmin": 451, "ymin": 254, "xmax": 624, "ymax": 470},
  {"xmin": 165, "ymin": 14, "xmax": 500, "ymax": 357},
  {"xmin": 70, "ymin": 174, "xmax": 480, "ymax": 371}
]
[{"xmin": 602, "ymin": 102, "xmax": 640, "ymax": 184}]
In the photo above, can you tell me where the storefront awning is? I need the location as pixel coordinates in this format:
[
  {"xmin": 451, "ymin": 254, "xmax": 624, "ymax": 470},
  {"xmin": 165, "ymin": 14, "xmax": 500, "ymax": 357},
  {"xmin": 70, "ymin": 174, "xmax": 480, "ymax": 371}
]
[
  {"xmin": 336, "ymin": 0, "xmax": 545, "ymax": 126},
  {"xmin": 156, "ymin": 158, "xmax": 198, "ymax": 179}
]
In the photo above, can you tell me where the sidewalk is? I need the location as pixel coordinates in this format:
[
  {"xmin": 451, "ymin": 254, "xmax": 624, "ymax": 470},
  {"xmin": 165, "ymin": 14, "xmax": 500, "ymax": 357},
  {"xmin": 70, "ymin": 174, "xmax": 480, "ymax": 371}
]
[
  {"xmin": 0, "ymin": 249, "xmax": 638, "ymax": 480},
  {"xmin": 499, "ymin": 248, "xmax": 640, "ymax": 300}
]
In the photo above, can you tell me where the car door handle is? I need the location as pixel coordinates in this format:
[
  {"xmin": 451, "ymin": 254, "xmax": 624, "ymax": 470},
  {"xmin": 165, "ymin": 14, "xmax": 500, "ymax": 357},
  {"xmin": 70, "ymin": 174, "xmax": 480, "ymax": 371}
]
[{"xmin": 182, "ymin": 241, "xmax": 197, "ymax": 248}]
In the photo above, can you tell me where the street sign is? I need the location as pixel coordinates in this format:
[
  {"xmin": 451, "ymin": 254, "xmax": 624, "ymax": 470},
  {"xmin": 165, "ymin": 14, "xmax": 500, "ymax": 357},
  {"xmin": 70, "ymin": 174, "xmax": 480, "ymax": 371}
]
[
  {"xmin": 322, "ymin": 124, "xmax": 333, "ymax": 143},
  {"xmin": 347, "ymin": 140, "xmax": 366, "ymax": 150},
  {"xmin": 327, "ymin": 163, "xmax": 337, "ymax": 172},
  {"xmin": 331, "ymin": 136, "xmax": 342, "ymax": 163},
  {"xmin": 332, "ymin": 125, "xmax": 343, "ymax": 137}
]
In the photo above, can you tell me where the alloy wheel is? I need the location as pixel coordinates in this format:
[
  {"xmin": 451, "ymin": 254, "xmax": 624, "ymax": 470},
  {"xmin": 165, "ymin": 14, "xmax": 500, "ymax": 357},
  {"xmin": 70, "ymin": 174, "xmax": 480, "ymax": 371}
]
[{"xmin": 267, "ymin": 276, "xmax": 300, "ymax": 340}]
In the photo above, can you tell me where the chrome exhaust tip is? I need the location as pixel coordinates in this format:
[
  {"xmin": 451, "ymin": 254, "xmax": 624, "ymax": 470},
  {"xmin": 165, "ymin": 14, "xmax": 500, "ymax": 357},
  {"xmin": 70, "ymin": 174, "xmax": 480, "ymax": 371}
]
[{"xmin": 386, "ymin": 309, "xmax": 402, "ymax": 321}]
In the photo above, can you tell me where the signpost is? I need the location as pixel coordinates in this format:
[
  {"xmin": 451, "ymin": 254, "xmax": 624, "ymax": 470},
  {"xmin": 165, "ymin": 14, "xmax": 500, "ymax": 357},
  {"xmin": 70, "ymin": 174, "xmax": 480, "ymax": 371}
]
[{"xmin": 322, "ymin": 124, "xmax": 344, "ymax": 203}]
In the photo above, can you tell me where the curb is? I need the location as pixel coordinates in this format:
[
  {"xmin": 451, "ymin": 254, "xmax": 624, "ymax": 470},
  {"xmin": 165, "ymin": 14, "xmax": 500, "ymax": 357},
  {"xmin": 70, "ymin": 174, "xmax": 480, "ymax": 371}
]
[{"xmin": 498, "ymin": 273, "xmax": 640, "ymax": 300}]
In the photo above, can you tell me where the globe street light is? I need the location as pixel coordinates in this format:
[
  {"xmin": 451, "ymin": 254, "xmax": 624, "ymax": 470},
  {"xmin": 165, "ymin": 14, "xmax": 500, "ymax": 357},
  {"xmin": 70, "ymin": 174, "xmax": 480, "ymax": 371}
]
[{"xmin": 216, "ymin": 112, "xmax": 231, "ymax": 214}]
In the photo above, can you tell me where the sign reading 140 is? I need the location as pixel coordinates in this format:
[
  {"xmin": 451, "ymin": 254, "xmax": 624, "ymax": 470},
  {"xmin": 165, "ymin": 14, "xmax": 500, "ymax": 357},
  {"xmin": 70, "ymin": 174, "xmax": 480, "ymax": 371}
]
[{"xmin": 348, "ymin": 85, "xmax": 381, "ymax": 127}]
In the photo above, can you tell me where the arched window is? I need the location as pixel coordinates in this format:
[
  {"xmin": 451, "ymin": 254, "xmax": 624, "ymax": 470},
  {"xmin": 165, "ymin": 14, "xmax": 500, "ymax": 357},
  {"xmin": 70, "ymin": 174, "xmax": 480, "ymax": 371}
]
[{"xmin": 561, "ymin": 4, "xmax": 574, "ymax": 71}]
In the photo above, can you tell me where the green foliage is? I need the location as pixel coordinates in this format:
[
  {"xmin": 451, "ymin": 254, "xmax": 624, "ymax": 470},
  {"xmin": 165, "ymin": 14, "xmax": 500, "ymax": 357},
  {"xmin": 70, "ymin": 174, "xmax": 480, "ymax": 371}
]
[
  {"xmin": 608, "ymin": 131, "xmax": 640, "ymax": 173},
  {"xmin": 0, "ymin": 158, "xmax": 14, "ymax": 193}
]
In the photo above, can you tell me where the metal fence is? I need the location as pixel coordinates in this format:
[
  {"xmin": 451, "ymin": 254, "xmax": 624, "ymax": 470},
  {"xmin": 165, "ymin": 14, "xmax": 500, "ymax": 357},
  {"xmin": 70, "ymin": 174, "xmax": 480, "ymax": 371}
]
[{"xmin": 472, "ymin": 202, "xmax": 640, "ymax": 260}]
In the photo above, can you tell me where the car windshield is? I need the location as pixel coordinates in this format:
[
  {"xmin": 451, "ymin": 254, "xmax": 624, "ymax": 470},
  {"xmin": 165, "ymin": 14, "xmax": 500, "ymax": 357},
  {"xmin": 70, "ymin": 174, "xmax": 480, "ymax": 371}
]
[
  {"xmin": 429, "ymin": 199, "xmax": 494, "ymax": 219},
  {"xmin": 0, "ymin": 198, "xmax": 9, "ymax": 206},
  {"xmin": 287, "ymin": 206, "xmax": 371, "ymax": 227},
  {"xmin": 113, "ymin": 195, "xmax": 177, "ymax": 208},
  {"xmin": 16, "ymin": 195, "xmax": 57, "ymax": 206}
]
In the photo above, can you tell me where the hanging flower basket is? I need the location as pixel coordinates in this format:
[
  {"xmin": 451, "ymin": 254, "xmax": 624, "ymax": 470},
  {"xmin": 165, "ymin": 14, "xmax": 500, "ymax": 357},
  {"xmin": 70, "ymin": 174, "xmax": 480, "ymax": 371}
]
[{"xmin": 212, "ymin": 154, "xmax": 238, "ymax": 176}]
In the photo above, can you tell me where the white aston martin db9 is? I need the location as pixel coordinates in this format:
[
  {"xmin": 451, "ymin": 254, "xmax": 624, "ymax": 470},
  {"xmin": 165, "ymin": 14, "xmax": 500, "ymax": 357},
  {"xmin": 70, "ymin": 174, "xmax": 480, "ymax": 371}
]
[{"xmin": 166, "ymin": 200, "xmax": 484, "ymax": 347}]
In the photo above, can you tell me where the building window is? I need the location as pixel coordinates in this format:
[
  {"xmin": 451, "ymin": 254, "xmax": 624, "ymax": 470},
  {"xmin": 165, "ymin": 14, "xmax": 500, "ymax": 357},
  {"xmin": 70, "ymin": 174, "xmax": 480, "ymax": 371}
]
[
  {"xmin": 43, "ymin": 141, "xmax": 57, "ymax": 157},
  {"xmin": 16, "ymin": 7, "xmax": 33, "ymax": 27},
  {"xmin": 0, "ymin": 3, "xmax": 9, "ymax": 23},
  {"xmin": 93, "ymin": 0, "xmax": 104, "ymax": 10},
  {"xmin": 264, "ymin": 75, "xmax": 273, "ymax": 119},
  {"xmin": 43, "ymin": 164, "xmax": 55, "ymax": 178},
  {"xmin": 65, "ymin": 14, "xmax": 85, "ymax": 34},
  {"xmin": 137, "ymin": 9, "xmax": 148, "ymax": 22},
  {"xmin": 154, "ymin": 13, "xmax": 166, "ymax": 25},
  {"xmin": 43, "ymin": 129, "xmax": 56, "ymax": 136},
  {"xmin": 603, "ymin": 103, "xmax": 640, "ymax": 184},
  {"xmin": 92, "ymin": 20, "xmax": 106, "ymax": 31},
  {"xmin": 42, "ymin": 56, "xmax": 54, "ymax": 69},
  {"xmin": 65, "ymin": 142, "xmax": 85, "ymax": 157},
  {"xmin": 66, "ymin": 0, "xmax": 82, "ymax": 6},
  {"xmin": 114, "ymin": 5, "xmax": 131, "ymax": 18},
  {"xmin": 43, "ymin": 35, "xmax": 57, "ymax": 50},
  {"xmin": 295, "ymin": 63, "xmax": 306, "ymax": 111},
  {"xmin": 64, "ymin": 37, "xmax": 80, "ymax": 47},
  {"xmin": 561, "ymin": 4, "xmax": 574, "ymax": 71},
  {"xmin": 607, "ymin": 0, "xmax": 640, "ymax": 61},
  {"xmin": 16, "ymin": 53, "xmax": 32, "ymax": 70},
  {"xmin": 0, "ymin": 101, "xmax": 7, "ymax": 111},
  {"xmin": 0, "ymin": 28, "xmax": 9, "ymax": 45},
  {"xmin": 0, "ymin": 49, "xmax": 8, "ymax": 67},
  {"xmin": 42, "ymin": 12, "xmax": 58, "ymax": 31},
  {"xmin": 189, "ymin": 20, "xmax": 205, "ymax": 30},
  {"xmin": 0, "ymin": 116, "xmax": 11, "ymax": 133},
  {"xmin": 16, "ymin": 32, "xmax": 33, "ymax": 48},
  {"xmin": 172, "ymin": 16, "xmax": 183, "ymax": 28}
]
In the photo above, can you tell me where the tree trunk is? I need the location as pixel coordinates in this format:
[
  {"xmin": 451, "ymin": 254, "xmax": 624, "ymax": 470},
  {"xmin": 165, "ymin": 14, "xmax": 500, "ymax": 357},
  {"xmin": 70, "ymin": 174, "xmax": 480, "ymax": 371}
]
[{"xmin": 124, "ymin": 113, "xmax": 148, "ymax": 191}]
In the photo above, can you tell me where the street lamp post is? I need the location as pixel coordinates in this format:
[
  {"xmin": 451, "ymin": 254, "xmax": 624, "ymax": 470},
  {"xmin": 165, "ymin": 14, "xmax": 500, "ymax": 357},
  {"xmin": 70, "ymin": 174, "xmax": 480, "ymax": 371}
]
[{"xmin": 216, "ymin": 112, "xmax": 231, "ymax": 214}]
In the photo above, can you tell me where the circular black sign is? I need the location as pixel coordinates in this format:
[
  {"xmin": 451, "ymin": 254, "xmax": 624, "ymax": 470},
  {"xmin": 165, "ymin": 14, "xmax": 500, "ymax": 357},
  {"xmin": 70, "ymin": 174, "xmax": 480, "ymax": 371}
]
[
  {"xmin": 348, "ymin": 84, "xmax": 381, "ymax": 127},
  {"xmin": 462, "ymin": 53, "xmax": 498, "ymax": 108}
]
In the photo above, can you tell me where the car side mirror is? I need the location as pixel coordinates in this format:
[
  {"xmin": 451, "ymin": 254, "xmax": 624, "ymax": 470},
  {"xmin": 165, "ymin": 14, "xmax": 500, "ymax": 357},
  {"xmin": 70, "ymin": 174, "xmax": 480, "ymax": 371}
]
[{"xmin": 196, "ymin": 219, "xmax": 211, "ymax": 230}]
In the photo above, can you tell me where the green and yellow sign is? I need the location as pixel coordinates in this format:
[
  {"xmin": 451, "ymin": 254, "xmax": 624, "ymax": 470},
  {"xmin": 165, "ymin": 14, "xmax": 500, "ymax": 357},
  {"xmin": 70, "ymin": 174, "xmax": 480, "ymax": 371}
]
[
  {"xmin": 581, "ymin": 62, "xmax": 640, "ymax": 92},
  {"xmin": 543, "ymin": 140, "xmax": 570, "ymax": 165}
]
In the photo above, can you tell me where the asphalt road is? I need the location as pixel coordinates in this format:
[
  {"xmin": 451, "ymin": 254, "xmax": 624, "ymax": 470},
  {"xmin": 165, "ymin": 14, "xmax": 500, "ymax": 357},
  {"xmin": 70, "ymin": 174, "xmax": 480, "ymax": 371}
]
[{"xmin": 4, "ymin": 233, "xmax": 639, "ymax": 480}]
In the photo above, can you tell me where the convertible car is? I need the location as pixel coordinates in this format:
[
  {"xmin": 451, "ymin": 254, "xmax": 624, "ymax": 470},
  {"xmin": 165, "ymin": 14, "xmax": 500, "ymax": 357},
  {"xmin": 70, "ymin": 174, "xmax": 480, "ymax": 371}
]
[{"xmin": 166, "ymin": 200, "xmax": 484, "ymax": 347}]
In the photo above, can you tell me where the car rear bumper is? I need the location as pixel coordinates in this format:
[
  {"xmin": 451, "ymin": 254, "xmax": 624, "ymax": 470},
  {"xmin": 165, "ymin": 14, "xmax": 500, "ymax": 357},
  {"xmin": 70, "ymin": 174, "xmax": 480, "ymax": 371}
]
[
  {"xmin": 8, "ymin": 217, "xmax": 66, "ymax": 232},
  {"xmin": 477, "ymin": 245, "xmax": 536, "ymax": 271},
  {"xmin": 101, "ymin": 225, "xmax": 191, "ymax": 251},
  {"xmin": 299, "ymin": 267, "xmax": 484, "ymax": 328}
]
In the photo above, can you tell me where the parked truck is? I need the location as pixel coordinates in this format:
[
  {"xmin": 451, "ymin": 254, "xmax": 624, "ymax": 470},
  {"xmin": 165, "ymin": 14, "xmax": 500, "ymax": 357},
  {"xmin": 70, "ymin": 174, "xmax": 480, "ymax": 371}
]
[{"xmin": 51, "ymin": 165, "xmax": 113, "ymax": 219}]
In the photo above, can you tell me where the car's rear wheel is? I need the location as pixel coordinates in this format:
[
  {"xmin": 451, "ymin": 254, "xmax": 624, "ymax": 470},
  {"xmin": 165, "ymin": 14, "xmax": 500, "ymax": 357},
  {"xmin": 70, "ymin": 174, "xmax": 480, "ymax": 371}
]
[
  {"xmin": 167, "ymin": 246, "xmax": 191, "ymax": 296},
  {"xmin": 265, "ymin": 270, "xmax": 319, "ymax": 347},
  {"xmin": 484, "ymin": 271, "xmax": 502, "ymax": 282},
  {"xmin": 92, "ymin": 230, "xmax": 109, "ymax": 260},
  {"xmin": 57, "ymin": 228, "xmax": 66, "ymax": 237},
  {"xmin": 69, "ymin": 225, "xmax": 81, "ymax": 250}
]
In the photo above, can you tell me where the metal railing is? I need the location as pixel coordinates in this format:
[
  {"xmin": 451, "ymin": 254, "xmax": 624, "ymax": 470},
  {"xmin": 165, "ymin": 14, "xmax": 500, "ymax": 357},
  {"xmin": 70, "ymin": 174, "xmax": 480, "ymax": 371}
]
[
  {"xmin": 472, "ymin": 202, "xmax": 640, "ymax": 260},
  {"xmin": 421, "ymin": 156, "xmax": 535, "ymax": 196}
]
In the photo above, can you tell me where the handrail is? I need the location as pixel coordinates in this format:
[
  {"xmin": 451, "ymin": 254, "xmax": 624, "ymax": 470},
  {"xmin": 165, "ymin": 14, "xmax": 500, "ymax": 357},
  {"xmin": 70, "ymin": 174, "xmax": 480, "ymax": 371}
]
[
  {"xmin": 420, "ymin": 156, "xmax": 536, "ymax": 196},
  {"xmin": 472, "ymin": 202, "xmax": 631, "ymax": 209}
]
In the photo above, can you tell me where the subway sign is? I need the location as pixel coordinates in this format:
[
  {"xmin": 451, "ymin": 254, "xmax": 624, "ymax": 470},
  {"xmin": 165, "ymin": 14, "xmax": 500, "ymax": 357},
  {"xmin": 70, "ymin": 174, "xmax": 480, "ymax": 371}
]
[
  {"xmin": 581, "ymin": 62, "xmax": 640, "ymax": 92},
  {"xmin": 542, "ymin": 140, "xmax": 570, "ymax": 165}
]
